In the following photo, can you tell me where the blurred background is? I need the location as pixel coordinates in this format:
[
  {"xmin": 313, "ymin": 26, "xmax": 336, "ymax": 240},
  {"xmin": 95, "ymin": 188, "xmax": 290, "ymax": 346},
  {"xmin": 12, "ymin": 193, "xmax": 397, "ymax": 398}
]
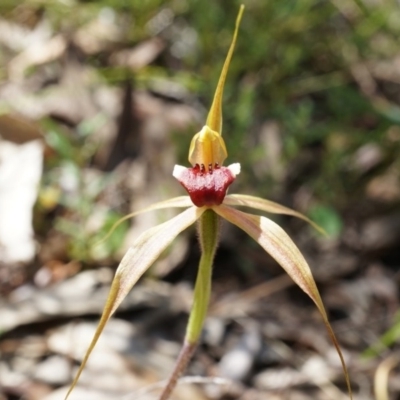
[{"xmin": 1, "ymin": 0, "xmax": 400, "ymax": 399}]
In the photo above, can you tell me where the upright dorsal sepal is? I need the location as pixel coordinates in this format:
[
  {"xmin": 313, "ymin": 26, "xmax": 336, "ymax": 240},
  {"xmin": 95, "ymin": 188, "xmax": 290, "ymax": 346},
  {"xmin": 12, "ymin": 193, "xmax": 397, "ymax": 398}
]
[
  {"xmin": 206, "ymin": 4, "xmax": 244, "ymax": 134},
  {"xmin": 188, "ymin": 5, "xmax": 244, "ymax": 169}
]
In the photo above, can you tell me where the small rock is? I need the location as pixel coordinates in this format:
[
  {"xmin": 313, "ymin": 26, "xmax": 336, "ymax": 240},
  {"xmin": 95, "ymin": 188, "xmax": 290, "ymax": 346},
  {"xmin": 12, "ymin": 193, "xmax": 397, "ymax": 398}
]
[
  {"xmin": 34, "ymin": 355, "xmax": 70, "ymax": 385},
  {"xmin": 203, "ymin": 317, "xmax": 226, "ymax": 347},
  {"xmin": 300, "ymin": 355, "xmax": 334, "ymax": 384},
  {"xmin": 253, "ymin": 367, "xmax": 306, "ymax": 390},
  {"xmin": 43, "ymin": 386, "xmax": 111, "ymax": 400},
  {"xmin": 218, "ymin": 322, "xmax": 262, "ymax": 381},
  {"xmin": 47, "ymin": 319, "xmax": 136, "ymax": 360},
  {"xmin": 360, "ymin": 213, "xmax": 400, "ymax": 252},
  {"xmin": 0, "ymin": 361, "xmax": 27, "ymax": 387}
]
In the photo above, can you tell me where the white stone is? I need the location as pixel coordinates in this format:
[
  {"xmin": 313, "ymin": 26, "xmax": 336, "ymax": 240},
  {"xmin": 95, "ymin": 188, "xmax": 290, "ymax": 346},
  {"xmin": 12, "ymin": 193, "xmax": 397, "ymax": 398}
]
[
  {"xmin": 0, "ymin": 139, "xmax": 43, "ymax": 262},
  {"xmin": 34, "ymin": 355, "xmax": 70, "ymax": 385}
]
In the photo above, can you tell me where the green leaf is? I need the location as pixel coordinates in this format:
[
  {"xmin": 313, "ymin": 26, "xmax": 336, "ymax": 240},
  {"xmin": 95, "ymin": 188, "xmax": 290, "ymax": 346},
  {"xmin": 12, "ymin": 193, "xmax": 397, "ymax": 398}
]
[{"xmin": 308, "ymin": 204, "xmax": 343, "ymax": 238}]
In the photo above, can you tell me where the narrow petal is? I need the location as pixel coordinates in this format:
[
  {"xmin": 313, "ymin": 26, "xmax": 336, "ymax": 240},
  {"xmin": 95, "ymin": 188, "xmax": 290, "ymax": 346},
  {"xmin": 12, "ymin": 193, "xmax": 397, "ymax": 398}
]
[
  {"xmin": 96, "ymin": 195, "xmax": 193, "ymax": 245},
  {"xmin": 225, "ymin": 194, "xmax": 325, "ymax": 234},
  {"xmin": 65, "ymin": 206, "xmax": 204, "ymax": 400},
  {"xmin": 212, "ymin": 204, "xmax": 352, "ymax": 399}
]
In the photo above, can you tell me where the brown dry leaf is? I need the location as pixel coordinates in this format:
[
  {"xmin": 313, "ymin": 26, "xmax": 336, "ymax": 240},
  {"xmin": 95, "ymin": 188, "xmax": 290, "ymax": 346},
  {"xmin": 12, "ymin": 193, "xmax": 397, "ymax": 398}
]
[
  {"xmin": 73, "ymin": 10, "xmax": 123, "ymax": 54},
  {"xmin": 0, "ymin": 17, "xmax": 52, "ymax": 52},
  {"xmin": 110, "ymin": 38, "xmax": 165, "ymax": 71},
  {"xmin": 8, "ymin": 35, "xmax": 66, "ymax": 81},
  {"xmin": 0, "ymin": 113, "xmax": 43, "ymax": 143},
  {"xmin": 366, "ymin": 164, "xmax": 400, "ymax": 202}
]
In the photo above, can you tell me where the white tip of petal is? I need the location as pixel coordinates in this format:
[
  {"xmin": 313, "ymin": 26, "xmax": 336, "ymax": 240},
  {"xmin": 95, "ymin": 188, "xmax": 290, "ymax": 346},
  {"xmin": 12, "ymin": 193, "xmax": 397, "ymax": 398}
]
[
  {"xmin": 173, "ymin": 165, "xmax": 187, "ymax": 180},
  {"xmin": 228, "ymin": 163, "xmax": 241, "ymax": 176}
]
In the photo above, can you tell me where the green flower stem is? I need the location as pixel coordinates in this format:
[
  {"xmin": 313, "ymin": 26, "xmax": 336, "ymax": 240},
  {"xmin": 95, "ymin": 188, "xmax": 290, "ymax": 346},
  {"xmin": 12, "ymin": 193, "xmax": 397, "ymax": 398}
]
[
  {"xmin": 186, "ymin": 208, "xmax": 219, "ymax": 343},
  {"xmin": 159, "ymin": 209, "xmax": 219, "ymax": 400}
]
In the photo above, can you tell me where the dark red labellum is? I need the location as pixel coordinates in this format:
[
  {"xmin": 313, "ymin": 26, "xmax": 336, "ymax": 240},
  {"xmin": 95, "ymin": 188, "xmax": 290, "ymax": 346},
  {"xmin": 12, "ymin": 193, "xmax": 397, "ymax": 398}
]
[{"xmin": 175, "ymin": 164, "xmax": 235, "ymax": 207}]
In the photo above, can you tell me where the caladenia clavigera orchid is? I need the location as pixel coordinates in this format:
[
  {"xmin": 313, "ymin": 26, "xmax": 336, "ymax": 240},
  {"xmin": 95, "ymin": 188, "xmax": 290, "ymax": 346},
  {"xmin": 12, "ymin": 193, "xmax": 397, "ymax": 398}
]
[{"xmin": 65, "ymin": 5, "xmax": 353, "ymax": 400}]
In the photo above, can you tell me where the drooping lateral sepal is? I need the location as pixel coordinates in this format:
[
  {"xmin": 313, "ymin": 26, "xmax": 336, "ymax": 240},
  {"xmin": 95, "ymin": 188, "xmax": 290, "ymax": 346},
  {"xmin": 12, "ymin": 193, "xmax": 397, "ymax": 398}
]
[
  {"xmin": 64, "ymin": 206, "xmax": 205, "ymax": 400},
  {"xmin": 211, "ymin": 204, "xmax": 353, "ymax": 399},
  {"xmin": 224, "ymin": 193, "xmax": 325, "ymax": 234}
]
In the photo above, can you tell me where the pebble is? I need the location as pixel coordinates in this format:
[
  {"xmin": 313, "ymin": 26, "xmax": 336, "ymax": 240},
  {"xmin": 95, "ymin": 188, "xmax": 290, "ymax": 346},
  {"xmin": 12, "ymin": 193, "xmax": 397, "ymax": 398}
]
[{"xmin": 34, "ymin": 355, "xmax": 71, "ymax": 385}]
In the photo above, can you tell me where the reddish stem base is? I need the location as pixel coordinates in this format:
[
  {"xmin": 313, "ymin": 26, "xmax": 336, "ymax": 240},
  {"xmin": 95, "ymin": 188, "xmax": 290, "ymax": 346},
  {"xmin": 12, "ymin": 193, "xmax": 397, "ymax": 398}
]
[{"xmin": 159, "ymin": 340, "xmax": 197, "ymax": 400}]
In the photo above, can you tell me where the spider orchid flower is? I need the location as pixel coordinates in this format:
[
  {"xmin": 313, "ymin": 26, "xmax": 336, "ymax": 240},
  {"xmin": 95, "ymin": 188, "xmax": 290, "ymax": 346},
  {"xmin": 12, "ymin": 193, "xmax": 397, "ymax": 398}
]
[{"xmin": 65, "ymin": 5, "xmax": 352, "ymax": 400}]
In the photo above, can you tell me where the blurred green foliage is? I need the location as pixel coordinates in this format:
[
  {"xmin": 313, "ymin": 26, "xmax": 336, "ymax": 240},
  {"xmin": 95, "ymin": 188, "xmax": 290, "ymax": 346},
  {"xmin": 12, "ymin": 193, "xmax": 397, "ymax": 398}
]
[
  {"xmin": 2, "ymin": 0, "xmax": 400, "ymax": 250},
  {"xmin": 37, "ymin": 116, "xmax": 129, "ymax": 263},
  {"xmin": 363, "ymin": 311, "xmax": 400, "ymax": 359},
  {"xmin": 308, "ymin": 204, "xmax": 343, "ymax": 238}
]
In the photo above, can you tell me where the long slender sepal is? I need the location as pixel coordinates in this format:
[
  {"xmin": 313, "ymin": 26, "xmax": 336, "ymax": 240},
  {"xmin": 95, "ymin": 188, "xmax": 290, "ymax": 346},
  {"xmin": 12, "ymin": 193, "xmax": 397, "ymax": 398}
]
[
  {"xmin": 212, "ymin": 204, "xmax": 353, "ymax": 399},
  {"xmin": 158, "ymin": 209, "xmax": 220, "ymax": 400},
  {"xmin": 206, "ymin": 5, "xmax": 244, "ymax": 133},
  {"xmin": 224, "ymin": 193, "xmax": 325, "ymax": 234},
  {"xmin": 188, "ymin": 5, "xmax": 244, "ymax": 168},
  {"xmin": 95, "ymin": 196, "xmax": 193, "ymax": 246},
  {"xmin": 64, "ymin": 206, "xmax": 204, "ymax": 400}
]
